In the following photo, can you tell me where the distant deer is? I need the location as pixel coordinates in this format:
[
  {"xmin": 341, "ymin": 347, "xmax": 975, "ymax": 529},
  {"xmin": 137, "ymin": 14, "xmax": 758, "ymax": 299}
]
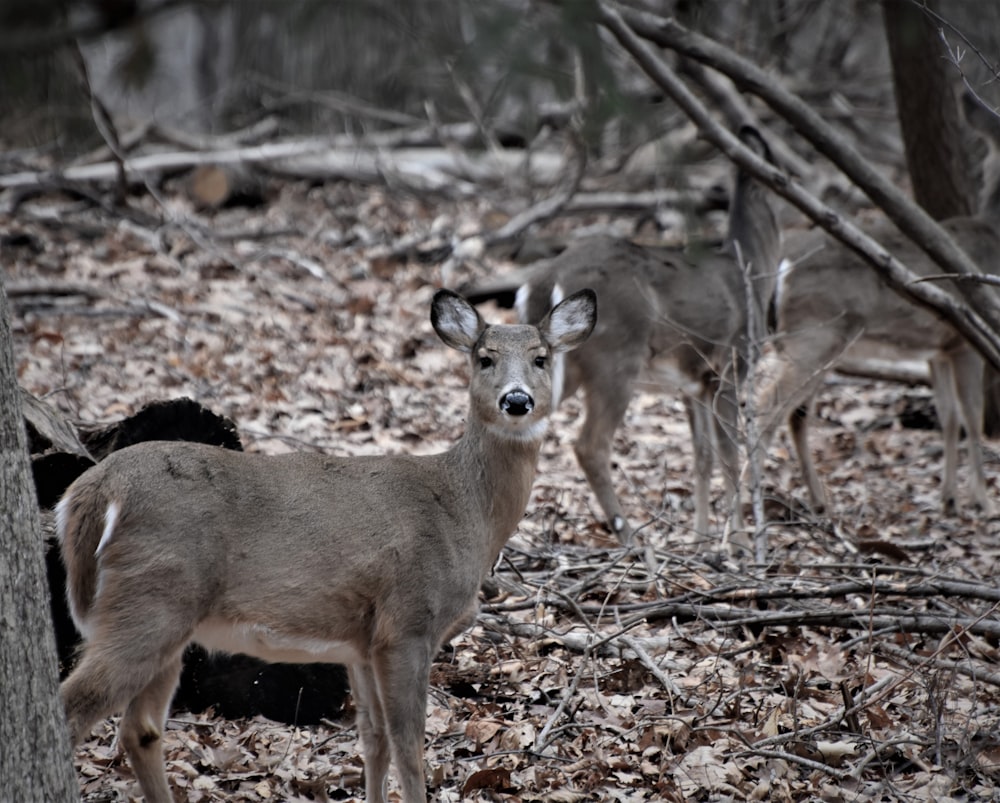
[
  {"xmin": 480, "ymin": 126, "xmax": 781, "ymax": 543},
  {"xmin": 57, "ymin": 288, "xmax": 596, "ymax": 803},
  {"xmin": 758, "ymin": 99, "xmax": 1000, "ymax": 516}
]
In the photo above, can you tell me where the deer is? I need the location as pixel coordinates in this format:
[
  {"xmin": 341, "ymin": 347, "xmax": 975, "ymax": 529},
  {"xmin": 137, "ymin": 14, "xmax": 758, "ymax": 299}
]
[
  {"xmin": 56, "ymin": 287, "xmax": 597, "ymax": 803},
  {"xmin": 471, "ymin": 125, "xmax": 781, "ymax": 545},
  {"xmin": 757, "ymin": 98, "xmax": 1000, "ymax": 517}
]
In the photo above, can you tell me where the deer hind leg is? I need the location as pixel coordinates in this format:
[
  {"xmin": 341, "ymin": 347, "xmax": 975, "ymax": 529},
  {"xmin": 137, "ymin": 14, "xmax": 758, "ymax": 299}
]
[
  {"xmin": 62, "ymin": 637, "xmax": 189, "ymax": 803},
  {"xmin": 350, "ymin": 664, "xmax": 391, "ymax": 803},
  {"xmin": 757, "ymin": 326, "xmax": 851, "ymax": 513},
  {"xmin": 575, "ymin": 373, "xmax": 638, "ymax": 543},
  {"xmin": 683, "ymin": 377, "xmax": 743, "ymax": 539},
  {"xmin": 61, "ymin": 607, "xmax": 192, "ymax": 738},
  {"xmin": 61, "ymin": 577, "xmax": 199, "ymax": 799},
  {"xmin": 930, "ymin": 357, "xmax": 963, "ymax": 515},
  {"xmin": 370, "ymin": 637, "xmax": 434, "ymax": 803},
  {"xmin": 61, "ymin": 649, "xmax": 122, "ymax": 748},
  {"xmin": 118, "ymin": 654, "xmax": 184, "ymax": 803},
  {"xmin": 684, "ymin": 393, "xmax": 715, "ymax": 536},
  {"xmin": 936, "ymin": 351, "xmax": 992, "ymax": 515},
  {"xmin": 788, "ymin": 400, "xmax": 828, "ymax": 513},
  {"xmin": 709, "ymin": 377, "xmax": 746, "ymax": 536}
]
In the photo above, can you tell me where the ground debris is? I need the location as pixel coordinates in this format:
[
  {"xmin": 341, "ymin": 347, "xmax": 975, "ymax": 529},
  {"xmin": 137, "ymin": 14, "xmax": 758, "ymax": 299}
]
[{"xmin": 11, "ymin": 175, "xmax": 1000, "ymax": 801}]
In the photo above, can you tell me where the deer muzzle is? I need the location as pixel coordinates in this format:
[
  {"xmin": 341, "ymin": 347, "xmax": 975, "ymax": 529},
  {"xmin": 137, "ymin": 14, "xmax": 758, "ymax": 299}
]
[{"xmin": 500, "ymin": 389, "xmax": 534, "ymax": 416}]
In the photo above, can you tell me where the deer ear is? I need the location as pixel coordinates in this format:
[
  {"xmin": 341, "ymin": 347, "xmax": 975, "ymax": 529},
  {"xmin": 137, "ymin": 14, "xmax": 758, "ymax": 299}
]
[
  {"xmin": 541, "ymin": 288, "xmax": 597, "ymax": 353},
  {"xmin": 737, "ymin": 124, "xmax": 775, "ymax": 166},
  {"xmin": 431, "ymin": 290, "xmax": 486, "ymax": 353}
]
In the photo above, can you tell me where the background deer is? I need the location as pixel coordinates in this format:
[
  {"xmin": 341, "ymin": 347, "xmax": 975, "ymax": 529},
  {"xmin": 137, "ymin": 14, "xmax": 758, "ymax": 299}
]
[
  {"xmin": 57, "ymin": 288, "xmax": 596, "ymax": 803},
  {"xmin": 758, "ymin": 100, "xmax": 1000, "ymax": 516},
  {"xmin": 505, "ymin": 125, "xmax": 780, "ymax": 544}
]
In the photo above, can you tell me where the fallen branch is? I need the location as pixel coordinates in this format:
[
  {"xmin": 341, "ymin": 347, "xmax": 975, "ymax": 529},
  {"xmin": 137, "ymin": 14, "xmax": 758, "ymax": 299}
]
[
  {"xmin": 832, "ymin": 357, "xmax": 930, "ymax": 386},
  {"xmin": 481, "ymin": 128, "xmax": 588, "ymax": 248},
  {"xmin": 0, "ymin": 142, "xmax": 568, "ymax": 197},
  {"xmin": 493, "ymin": 568, "xmax": 1000, "ymax": 611},
  {"xmin": 617, "ymin": 632, "xmax": 695, "ymax": 707}
]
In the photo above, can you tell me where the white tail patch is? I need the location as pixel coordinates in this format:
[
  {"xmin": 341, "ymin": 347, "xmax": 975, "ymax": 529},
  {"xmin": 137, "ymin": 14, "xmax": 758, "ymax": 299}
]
[
  {"xmin": 69, "ymin": 606, "xmax": 94, "ymax": 642},
  {"xmin": 55, "ymin": 495, "xmax": 70, "ymax": 543},
  {"xmin": 96, "ymin": 501, "xmax": 119, "ymax": 557},
  {"xmin": 776, "ymin": 240, "xmax": 826, "ymax": 312},
  {"xmin": 56, "ymin": 492, "xmax": 91, "ymax": 639},
  {"xmin": 775, "ymin": 257, "xmax": 792, "ymax": 312},
  {"xmin": 550, "ymin": 282, "xmax": 565, "ymax": 308}
]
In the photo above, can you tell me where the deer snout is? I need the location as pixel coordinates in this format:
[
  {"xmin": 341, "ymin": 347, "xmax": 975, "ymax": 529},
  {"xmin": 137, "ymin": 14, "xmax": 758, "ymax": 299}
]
[{"xmin": 500, "ymin": 389, "xmax": 534, "ymax": 416}]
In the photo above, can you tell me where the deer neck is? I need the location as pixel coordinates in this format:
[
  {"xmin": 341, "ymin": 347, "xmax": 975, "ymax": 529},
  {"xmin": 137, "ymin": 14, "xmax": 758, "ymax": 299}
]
[
  {"xmin": 445, "ymin": 415, "xmax": 544, "ymax": 566},
  {"xmin": 728, "ymin": 182, "xmax": 780, "ymax": 341},
  {"xmin": 980, "ymin": 165, "xmax": 1000, "ymax": 224}
]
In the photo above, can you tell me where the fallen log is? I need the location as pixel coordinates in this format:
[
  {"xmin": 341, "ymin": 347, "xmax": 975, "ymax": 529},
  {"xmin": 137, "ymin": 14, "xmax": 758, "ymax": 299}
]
[{"xmin": 0, "ymin": 141, "xmax": 569, "ymax": 196}]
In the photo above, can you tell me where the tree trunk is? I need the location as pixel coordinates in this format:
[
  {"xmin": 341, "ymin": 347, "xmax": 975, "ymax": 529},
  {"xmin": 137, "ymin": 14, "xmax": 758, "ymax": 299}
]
[
  {"xmin": 882, "ymin": 0, "xmax": 1000, "ymax": 437},
  {"xmin": 0, "ymin": 273, "xmax": 79, "ymax": 802},
  {"xmin": 882, "ymin": 0, "xmax": 976, "ymax": 220}
]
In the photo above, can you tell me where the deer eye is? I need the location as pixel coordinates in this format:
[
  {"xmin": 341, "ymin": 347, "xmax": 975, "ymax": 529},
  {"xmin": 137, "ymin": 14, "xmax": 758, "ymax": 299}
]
[
  {"xmin": 479, "ymin": 356, "xmax": 493, "ymax": 369},
  {"xmin": 534, "ymin": 355, "xmax": 547, "ymax": 369}
]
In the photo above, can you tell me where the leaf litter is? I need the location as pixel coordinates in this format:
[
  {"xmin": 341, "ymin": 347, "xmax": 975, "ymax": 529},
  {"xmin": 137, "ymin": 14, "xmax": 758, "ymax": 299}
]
[{"xmin": 7, "ymin": 173, "xmax": 1000, "ymax": 802}]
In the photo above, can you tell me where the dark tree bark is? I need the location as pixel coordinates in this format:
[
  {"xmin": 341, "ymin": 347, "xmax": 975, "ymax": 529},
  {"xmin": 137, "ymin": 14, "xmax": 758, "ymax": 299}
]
[
  {"xmin": 882, "ymin": 0, "xmax": 976, "ymax": 220},
  {"xmin": 883, "ymin": 0, "xmax": 1000, "ymax": 437},
  {"xmin": 0, "ymin": 273, "xmax": 79, "ymax": 802}
]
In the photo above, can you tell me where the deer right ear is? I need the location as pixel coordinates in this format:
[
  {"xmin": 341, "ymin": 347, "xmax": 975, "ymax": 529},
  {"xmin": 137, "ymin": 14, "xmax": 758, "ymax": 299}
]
[
  {"xmin": 431, "ymin": 290, "xmax": 487, "ymax": 353},
  {"xmin": 541, "ymin": 288, "xmax": 597, "ymax": 353},
  {"xmin": 962, "ymin": 90, "xmax": 1000, "ymax": 140},
  {"xmin": 737, "ymin": 125, "xmax": 775, "ymax": 167}
]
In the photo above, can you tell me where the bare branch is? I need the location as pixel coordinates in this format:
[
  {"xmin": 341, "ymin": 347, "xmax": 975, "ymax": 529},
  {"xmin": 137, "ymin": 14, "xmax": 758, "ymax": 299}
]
[{"xmin": 595, "ymin": 0, "xmax": 1000, "ymax": 370}]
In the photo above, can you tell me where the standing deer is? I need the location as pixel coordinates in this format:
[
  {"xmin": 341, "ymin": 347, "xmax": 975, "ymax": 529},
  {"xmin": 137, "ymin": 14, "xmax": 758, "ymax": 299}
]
[
  {"xmin": 758, "ymin": 99, "xmax": 1000, "ymax": 516},
  {"xmin": 499, "ymin": 125, "xmax": 780, "ymax": 543},
  {"xmin": 57, "ymin": 288, "xmax": 596, "ymax": 803}
]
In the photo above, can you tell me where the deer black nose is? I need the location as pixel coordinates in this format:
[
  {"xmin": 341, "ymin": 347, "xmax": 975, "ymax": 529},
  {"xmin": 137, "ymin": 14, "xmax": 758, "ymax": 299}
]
[{"xmin": 500, "ymin": 390, "xmax": 534, "ymax": 416}]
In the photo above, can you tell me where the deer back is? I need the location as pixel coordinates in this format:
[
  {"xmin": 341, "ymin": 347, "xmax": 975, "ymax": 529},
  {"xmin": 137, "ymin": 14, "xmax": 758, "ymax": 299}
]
[
  {"xmin": 777, "ymin": 99, "xmax": 1000, "ymax": 357},
  {"xmin": 518, "ymin": 125, "xmax": 780, "ymax": 397}
]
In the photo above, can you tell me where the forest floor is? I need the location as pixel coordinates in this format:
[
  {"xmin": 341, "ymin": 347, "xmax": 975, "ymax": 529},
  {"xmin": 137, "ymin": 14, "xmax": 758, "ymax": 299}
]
[{"xmin": 7, "ymin": 157, "xmax": 1000, "ymax": 801}]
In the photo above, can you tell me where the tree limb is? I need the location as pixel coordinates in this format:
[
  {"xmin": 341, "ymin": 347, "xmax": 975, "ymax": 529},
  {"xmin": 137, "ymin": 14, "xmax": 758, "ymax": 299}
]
[{"xmin": 594, "ymin": 0, "xmax": 1000, "ymax": 370}]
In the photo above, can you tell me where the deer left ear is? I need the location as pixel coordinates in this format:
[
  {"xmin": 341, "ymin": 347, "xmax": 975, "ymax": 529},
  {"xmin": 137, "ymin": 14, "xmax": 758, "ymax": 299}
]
[{"xmin": 540, "ymin": 288, "xmax": 596, "ymax": 353}]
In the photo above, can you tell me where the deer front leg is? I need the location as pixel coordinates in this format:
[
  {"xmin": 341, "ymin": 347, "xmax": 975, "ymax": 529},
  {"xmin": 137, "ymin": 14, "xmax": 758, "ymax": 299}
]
[
  {"xmin": 575, "ymin": 391, "xmax": 635, "ymax": 543},
  {"xmin": 941, "ymin": 350, "xmax": 994, "ymax": 515},
  {"xmin": 349, "ymin": 664, "xmax": 391, "ymax": 803},
  {"xmin": 372, "ymin": 637, "xmax": 434, "ymax": 803},
  {"xmin": 684, "ymin": 394, "xmax": 715, "ymax": 536},
  {"xmin": 710, "ymin": 379, "xmax": 750, "ymax": 550}
]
